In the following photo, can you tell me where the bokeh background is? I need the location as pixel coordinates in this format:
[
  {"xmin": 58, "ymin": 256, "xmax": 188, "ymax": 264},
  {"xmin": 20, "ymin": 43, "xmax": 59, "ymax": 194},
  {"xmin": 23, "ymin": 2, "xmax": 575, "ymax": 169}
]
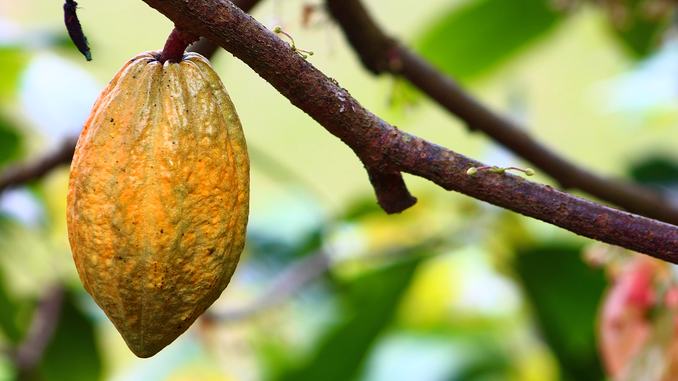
[{"xmin": 1, "ymin": 0, "xmax": 678, "ymax": 380}]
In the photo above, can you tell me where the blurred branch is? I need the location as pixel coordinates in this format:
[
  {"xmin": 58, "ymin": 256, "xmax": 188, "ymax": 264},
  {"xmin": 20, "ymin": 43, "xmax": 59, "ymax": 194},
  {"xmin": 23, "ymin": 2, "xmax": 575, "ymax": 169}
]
[
  {"xmin": 0, "ymin": 0, "xmax": 263, "ymax": 197},
  {"xmin": 325, "ymin": 0, "xmax": 678, "ymax": 226},
  {"xmin": 206, "ymin": 238, "xmax": 443, "ymax": 323},
  {"xmin": 138, "ymin": 0, "xmax": 678, "ymax": 259},
  {"xmin": 0, "ymin": 137, "xmax": 76, "ymax": 194},
  {"xmin": 205, "ymin": 250, "xmax": 331, "ymax": 322},
  {"xmin": 11, "ymin": 286, "xmax": 64, "ymax": 379},
  {"xmin": 248, "ymin": 144, "xmax": 330, "ymax": 200}
]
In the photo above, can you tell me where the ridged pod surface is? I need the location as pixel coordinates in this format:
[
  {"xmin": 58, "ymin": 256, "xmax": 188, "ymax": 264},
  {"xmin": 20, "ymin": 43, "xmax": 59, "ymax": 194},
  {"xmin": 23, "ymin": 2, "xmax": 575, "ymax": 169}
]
[{"xmin": 67, "ymin": 51, "xmax": 249, "ymax": 358}]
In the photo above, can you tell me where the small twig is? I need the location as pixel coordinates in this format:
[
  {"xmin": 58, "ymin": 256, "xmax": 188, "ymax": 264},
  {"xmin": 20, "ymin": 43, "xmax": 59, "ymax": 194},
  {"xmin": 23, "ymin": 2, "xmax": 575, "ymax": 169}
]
[
  {"xmin": 11, "ymin": 286, "xmax": 64, "ymax": 378},
  {"xmin": 467, "ymin": 165, "xmax": 535, "ymax": 177},
  {"xmin": 273, "ymin": 26, "xmax": 314, "ymax": 59}
]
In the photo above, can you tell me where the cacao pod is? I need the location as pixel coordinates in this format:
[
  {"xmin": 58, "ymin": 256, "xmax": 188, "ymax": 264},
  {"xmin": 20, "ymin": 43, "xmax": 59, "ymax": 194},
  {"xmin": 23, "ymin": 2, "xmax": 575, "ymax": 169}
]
[{"xmin": 67, "ymin": 51, "xmax": 249, "ymax": 358}]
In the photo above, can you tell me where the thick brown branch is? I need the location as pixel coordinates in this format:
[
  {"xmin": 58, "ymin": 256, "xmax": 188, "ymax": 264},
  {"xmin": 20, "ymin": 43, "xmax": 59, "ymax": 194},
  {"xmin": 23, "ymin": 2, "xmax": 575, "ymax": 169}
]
[
  {"xmin": 138, "ymin": 0, "xmax": 678, "ymax": 259},
  {"xmin": 190, "ymin": 0, "xmax": 263, "ymax": 59},
  {"xmin": 325, "ymin": 0, "xmax": 678, "ymax": 226},
  {"xmin": 190, "ymin": 37, "xmax": 221, "ymax": 58}
]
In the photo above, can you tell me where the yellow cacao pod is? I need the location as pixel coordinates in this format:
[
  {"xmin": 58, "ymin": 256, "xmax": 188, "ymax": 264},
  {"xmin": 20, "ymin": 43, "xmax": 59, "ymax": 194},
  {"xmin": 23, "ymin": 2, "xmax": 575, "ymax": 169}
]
[{"xmin": 67, "ymin": 51, "xmax": 249, "ymax": 358}]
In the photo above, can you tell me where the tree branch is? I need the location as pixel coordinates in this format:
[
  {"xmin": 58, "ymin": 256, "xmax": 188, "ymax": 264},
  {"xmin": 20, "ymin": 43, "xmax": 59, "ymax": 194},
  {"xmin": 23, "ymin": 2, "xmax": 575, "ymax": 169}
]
[
  {"xmin": 325, "ymin": 0, "xmax": 678, "ymax": 226},
  {"xmin": 136, "ymin": 0, "xmax": 678, "ymax": 258},
  {"xmin": 0, "ymin": 137, "xmax": 76, "ymax": 194}
]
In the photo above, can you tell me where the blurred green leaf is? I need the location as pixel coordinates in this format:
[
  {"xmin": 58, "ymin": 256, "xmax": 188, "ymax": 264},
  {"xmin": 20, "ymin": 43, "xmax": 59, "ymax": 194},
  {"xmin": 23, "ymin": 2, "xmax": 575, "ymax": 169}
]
[
  {"xmin": 276, "ymin": 257, "xmax": 422, "ymax": 381},
  {"xmin": 628, "ymin": 155, "xmax": 678, "ymax": 187},
  {"xmin": 340, "ymin": 197, "xmax": 384, "ymax": 222},
  {"xmin": 0, "ymin": 47, "xmax": 29, "ymax": 100},
  {"xmin": 0, "ymin": 267, "xmax": 29, "ymax": 344},
  {"xmin": 387, "ymin": 78, "xmax": 422, "ymax": 114},
  {"xmin": 446, "ymin": 342, "xmax": 510, "ymax": 381},
  {"xmin": 514, "ymin": 243, "xmax": 605, "ymax": 381},
  {"xmin": 248, "ymin": 226, "xmax": 323, "ymax": 265},
  {"xmin": 52, "ymin": 34, "xmax": 77, "ymax": 50},
  {"xmin": 416, "ymin": 0, "xmax": 565, "ymax": 81},
  {"xmin": 0, "ymin": 114, "xmax": 22, "ymax": 168},
  {"xmin": 37, "ymin": 292, "xmax": 102, "ymax": 381},
  {"xmin": 607, "ymin": 0, "xmax": 668, "ymax": 57}
]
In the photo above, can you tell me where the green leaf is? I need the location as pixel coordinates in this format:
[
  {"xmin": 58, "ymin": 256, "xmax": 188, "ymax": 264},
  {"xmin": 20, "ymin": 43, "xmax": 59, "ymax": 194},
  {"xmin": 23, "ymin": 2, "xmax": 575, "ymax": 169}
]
[
  {"xmin": 628, "ymin": 156, "xmax": 678, "ymax": 187},
  {"xmin": 248, "ymin": 226, "xmax": 323, "ymax": 265},
  {"xmin": 607, "ymin": 0, "xmax": 668, "ymax": 57},
  {"xmin": 276, "ymin": 257, "xmax": 422, "ymax": 381},
  {"xmin": 0, "ymin": 114, "xmax": 22, "ymax": 168},
  {"xmin": 340, "ymin": 197, "xmax": 384, "ymax": 222},
  {"xmin": 416, "ymin": 0, "xmax": 565, "ymax": 81},
  {"xmin": 0, "ymin": 47, "xmax": 29, "ymax": 101},
  {"xmin": 446, "ymin": 342, "xmax": 511, "ymax": 381},
  {"xmin": 514, "ymin": 243, "xmax": 605, "ymax": 381},
  {"xmin": 0, "ymin": 266, "xmax": 29, "ymax": 344},
  {"xmin": 37, "ymin": 292, "xmax": 102, "ymax": 381}
]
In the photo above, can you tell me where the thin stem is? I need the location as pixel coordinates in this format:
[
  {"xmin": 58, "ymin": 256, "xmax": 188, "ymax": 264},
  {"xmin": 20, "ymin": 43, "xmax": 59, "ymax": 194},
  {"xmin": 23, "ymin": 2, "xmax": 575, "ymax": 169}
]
[{"xmin": 157, "ymin": 27, "xmax": 198, "ymax": 63}]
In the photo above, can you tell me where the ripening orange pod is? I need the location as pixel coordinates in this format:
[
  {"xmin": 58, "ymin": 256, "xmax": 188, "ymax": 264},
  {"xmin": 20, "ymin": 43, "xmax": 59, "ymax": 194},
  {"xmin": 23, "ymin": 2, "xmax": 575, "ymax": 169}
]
[{"xmin": 67, "ymin": 51, "xmax": 249, "ymax": 357}]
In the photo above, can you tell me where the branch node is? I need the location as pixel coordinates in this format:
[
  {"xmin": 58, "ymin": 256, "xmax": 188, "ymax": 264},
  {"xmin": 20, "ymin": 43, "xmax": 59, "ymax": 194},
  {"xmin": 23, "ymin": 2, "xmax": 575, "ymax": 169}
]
[{"xmin": 366, "ymin": 167, "xmax": 417, "ymax": 214}]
